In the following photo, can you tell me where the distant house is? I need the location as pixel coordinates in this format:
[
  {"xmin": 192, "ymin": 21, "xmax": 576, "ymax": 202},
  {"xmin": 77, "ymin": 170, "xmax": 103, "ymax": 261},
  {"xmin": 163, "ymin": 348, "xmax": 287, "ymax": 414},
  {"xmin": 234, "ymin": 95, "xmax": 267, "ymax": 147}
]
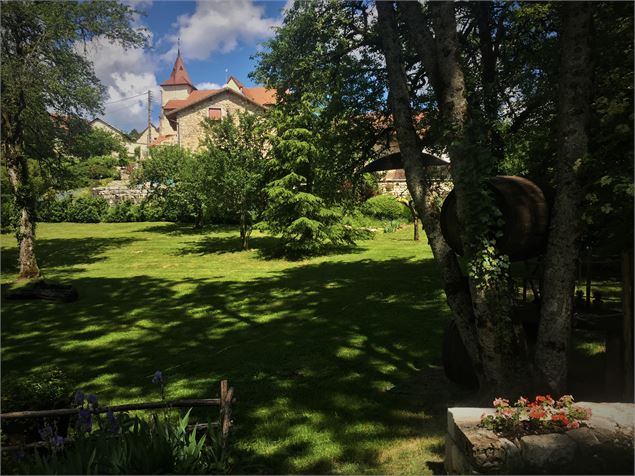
[
  {"xmin": 152, "ymin": 50, "xmax": 276, "ymax": 151},
  {"xmin": 89, "ymin": 118, "xmax": 134, "ymax": 157},
  {"xmin": 133, "ymin": 124, "xmax": 159, "ymax": 158},
  {"xmin": 89, "ymin": 118, "xmax": 158, "ymax": 158}
]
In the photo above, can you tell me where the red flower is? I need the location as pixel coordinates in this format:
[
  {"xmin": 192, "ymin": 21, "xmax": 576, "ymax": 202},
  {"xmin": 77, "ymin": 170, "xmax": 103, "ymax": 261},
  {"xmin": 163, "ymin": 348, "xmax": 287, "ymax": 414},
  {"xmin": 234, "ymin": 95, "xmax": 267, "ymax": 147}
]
[
  {"xmin": 567, "ymin": 421, "xmax": 580, "ymax": 429},
  {"xmin": 551, "ymin": 413, "xmax": 569, "ymax": 426},
  {"xmin": 529, "ymin": 407, "xmax": 546, "ymax": 419}
]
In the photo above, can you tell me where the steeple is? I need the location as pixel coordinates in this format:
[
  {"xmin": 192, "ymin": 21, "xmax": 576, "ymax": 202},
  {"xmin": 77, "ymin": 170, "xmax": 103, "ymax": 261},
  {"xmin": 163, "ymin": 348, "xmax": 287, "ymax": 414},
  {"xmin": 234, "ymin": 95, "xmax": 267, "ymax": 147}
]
[{"xmin": 161, "ymin": 47, "xmax": 195, "ymax": 89}]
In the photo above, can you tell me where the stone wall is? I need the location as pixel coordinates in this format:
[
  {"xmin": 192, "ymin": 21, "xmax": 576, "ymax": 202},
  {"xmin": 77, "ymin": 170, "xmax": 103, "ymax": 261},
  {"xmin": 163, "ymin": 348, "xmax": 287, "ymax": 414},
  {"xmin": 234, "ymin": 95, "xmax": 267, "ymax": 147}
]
[
  {"xmin": 91, "ymin": 180, "xmax": 149, "ymax": 205},
  {"xmin": 445, "ymin": 403, "xmax": 635, "ymax": 475},
  {"xmin": 177, "ymin": 91, "xmax": 262, "ymax": 151}
]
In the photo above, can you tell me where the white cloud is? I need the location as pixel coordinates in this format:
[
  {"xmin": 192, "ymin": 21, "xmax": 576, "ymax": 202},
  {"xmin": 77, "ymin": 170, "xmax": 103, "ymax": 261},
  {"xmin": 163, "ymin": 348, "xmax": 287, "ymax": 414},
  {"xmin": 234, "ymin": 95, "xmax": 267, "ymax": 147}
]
[
  {"xmin": 164, "ymin": 0, "xmax": 280, "ymax": 61},
  {"xmin": 79, "ymin": 37, "xmax": 159, "ymax": 132},
  {"xmin": 196, "ymin": 82, "xmax": 222, "ymax": 90}
]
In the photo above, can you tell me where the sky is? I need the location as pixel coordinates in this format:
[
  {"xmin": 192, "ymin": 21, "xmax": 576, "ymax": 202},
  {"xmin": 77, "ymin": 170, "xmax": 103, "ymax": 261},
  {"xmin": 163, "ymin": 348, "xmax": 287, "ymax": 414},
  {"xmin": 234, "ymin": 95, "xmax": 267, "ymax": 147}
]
[{"xmin": 85, "ymin": 0, "xmax": 289, "ymax": 133}]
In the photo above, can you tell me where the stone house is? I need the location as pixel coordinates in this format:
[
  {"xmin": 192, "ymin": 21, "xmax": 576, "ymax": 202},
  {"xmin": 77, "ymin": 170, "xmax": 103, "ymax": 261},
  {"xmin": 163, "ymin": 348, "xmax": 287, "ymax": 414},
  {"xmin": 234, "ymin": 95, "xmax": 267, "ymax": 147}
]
[
  {"xmin": 152, "ymin": 51, "xmax": 276, "ymax": 151},
  {"xmin": 133, "ymin": 123, "xmax": 159, "ymax": 158},
  {"xmin": 89, "ymin": 118, "xmax": 158, "ymax": 158}
]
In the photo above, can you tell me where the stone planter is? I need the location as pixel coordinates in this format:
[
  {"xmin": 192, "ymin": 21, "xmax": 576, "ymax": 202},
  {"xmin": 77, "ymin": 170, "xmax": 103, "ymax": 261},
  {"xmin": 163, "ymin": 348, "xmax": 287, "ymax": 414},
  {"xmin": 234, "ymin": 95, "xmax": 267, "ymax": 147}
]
[{"xmin": 445, "ymin": 402, "xmax": 634, "ymax": 474}]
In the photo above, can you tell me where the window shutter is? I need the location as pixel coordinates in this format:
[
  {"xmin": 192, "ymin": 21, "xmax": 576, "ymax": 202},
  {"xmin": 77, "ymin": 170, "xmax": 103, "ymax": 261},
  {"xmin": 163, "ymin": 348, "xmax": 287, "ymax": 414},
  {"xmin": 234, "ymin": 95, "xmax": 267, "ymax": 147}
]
[{"xmin": 208, "ymin": 108, "xmax": 222, "ymax": 120}]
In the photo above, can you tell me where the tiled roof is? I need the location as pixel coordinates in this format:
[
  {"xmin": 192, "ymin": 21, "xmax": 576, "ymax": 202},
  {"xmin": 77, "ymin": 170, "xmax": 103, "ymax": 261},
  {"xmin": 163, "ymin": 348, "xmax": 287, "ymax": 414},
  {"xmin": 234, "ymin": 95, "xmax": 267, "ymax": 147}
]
[
  {"xmin": 149, "ymin": 134, "xmax": 176, "ymax": 147},
  {"xmin": 164, "ymin": 87, "xmax": 272, "ymax": 117},
  {"xmin": 161, "ymin": 53, "xmax": 195, "ymax": 88},
  {"xmin": 242, "ymin": 87, "xmax": 277, "ymax": 106},
  {"xmin": 164, "ymin": 90, "xmax": 221, "ymax": 110}
]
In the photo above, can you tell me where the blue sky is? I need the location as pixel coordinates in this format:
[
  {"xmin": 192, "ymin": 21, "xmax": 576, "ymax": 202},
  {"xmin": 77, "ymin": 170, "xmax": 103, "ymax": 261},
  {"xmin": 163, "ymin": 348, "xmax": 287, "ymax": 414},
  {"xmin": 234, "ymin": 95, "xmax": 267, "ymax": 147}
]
[{"xmin": 87, "ymin": 1, "xmax": 288, "ymax": 133}]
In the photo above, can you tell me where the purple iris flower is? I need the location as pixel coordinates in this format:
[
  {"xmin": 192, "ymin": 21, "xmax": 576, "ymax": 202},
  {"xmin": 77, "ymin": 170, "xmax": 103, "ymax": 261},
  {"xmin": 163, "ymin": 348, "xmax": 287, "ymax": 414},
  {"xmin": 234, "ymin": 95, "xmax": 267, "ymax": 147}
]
[
  {"xmin": 74, "ymin": 390, "xmax": 85, "ymax": 406},
  {"xmin": 152, "ymin": 370, "xmax": 163, "ymax": 385},
  {"xmin": 87, "ymin": 394, "xmax": 98, "ymax": 407},
  {"xmin": 78, "ymin": 408, "xmax": 93, "ymax": 433}
]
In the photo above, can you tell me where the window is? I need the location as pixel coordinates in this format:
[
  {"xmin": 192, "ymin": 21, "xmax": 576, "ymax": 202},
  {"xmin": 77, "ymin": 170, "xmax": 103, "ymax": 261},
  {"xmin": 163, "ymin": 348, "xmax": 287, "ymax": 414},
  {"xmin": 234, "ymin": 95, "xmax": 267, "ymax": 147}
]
[{"xmin": 208, "ymin": 108, "xmax": 222, "ymax": 120}]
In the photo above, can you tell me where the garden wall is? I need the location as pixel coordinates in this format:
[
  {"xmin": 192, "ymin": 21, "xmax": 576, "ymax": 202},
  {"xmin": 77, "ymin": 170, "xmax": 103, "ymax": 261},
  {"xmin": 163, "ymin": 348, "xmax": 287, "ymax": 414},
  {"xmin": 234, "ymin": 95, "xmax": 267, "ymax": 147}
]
[{"xmin": 445, "ymin": 402, "xmax": 634, "ymax": 474}]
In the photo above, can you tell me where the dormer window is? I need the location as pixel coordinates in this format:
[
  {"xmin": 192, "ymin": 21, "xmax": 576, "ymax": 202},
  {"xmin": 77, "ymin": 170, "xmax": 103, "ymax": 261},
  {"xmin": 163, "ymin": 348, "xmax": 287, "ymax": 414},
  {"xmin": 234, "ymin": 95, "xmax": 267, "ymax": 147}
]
[{"xmin": 208, "ymin": 108, "xmax": 222, "ymax": 120}]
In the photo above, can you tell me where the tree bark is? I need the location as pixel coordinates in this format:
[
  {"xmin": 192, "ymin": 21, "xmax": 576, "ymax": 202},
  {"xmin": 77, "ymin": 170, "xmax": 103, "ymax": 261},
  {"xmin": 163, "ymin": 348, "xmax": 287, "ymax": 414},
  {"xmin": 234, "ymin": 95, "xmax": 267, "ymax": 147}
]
[
  {"xmin": 408, "ymin": 200, "xmax": 420, "ymax": 241},
  {"xmin": 430, "ymin": 1, "xmax": 530, "ymax": 397},
  {"xmin": 2, "ymin": 90, "xmax": 41, "ymax": 280},
  {"xmin": 379, "ymin": 2, "xmax": 534, "ymax": 397},
  {"xmin": 239, "ymin": 211, "xmax": 251, "ymax": 250},
  {"xmin": 376, "ymin": 2, "xmax": 482, "ymax": 376},
  {"xmin": 5, "ymin": 151, "xmax": 41, "ymax": 280},
  {"xmin": 535, "ymin": 2, "xmax": 592, "ymax": 393}
]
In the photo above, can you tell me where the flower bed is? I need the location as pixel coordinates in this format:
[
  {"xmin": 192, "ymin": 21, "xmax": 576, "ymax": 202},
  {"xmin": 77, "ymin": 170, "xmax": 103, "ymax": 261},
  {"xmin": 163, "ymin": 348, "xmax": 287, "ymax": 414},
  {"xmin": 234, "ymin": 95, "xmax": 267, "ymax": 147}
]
[
  {"xmin": 445, "ymin": 401, "xmax": 634, "ymax": 475},
  {"xmin": 480, "ymin": 395, "xmax": 592, "ymax": 438}
]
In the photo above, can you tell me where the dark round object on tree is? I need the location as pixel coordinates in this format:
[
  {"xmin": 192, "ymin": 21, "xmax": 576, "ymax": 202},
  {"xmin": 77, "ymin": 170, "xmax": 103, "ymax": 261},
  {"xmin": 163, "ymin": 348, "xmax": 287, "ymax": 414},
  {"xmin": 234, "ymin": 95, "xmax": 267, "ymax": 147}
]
[
  {"xmin": 440, "ymin": 176, "xmax": 549, "ymax": 262},
  {"xmin": 442, "ymin": 318, "xmax": 479, "ymax": 389}
]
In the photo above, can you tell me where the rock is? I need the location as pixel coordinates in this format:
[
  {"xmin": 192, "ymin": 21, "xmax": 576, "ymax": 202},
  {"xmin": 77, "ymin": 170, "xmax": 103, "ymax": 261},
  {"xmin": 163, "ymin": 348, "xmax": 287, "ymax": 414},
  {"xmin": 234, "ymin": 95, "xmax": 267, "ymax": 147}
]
[
  {"xmin": 566, "ymin": 427, "xmax": 600, "ymax": 449},
  {"xmin": 520, "ymin": 433, "xmax": 576, "ymax": 474}
]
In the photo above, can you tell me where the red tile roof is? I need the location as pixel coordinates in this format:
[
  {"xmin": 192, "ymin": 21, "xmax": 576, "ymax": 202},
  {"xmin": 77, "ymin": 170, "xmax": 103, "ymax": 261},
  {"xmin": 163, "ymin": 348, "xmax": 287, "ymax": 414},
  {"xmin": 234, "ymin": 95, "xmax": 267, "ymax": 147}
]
[
  {"xmin": 161, "ymin": 53, "xmax": 196, "ymax": 88},
  {"xmin": 149, "ymin": 134, "xmax": 176, "ymax": 147},
  {"xmin": 163, "ymin": 90, "xmax": 221, "ymax": 110},
  {"xmin": 242, "ymin": 87, "xmax": 277, "ymax": 106},
  {"xmin": 164, "ymin": 86, "xmax": 274, "ymax": 117}
]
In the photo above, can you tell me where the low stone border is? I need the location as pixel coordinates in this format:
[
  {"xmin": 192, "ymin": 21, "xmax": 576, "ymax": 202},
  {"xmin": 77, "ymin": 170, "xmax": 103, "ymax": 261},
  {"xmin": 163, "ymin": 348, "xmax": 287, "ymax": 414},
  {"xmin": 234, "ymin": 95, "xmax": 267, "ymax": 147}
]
[{"xmin": 445, "ymin": 402, "xmax": 634, "ymax": 474}]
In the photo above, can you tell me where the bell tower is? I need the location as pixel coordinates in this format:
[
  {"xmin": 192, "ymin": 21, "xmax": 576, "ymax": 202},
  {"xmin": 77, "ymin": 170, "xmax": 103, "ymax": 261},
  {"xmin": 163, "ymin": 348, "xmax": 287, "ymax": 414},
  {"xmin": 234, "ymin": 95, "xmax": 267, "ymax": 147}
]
[{"xmin": 160, "ymin": 44, "xmax": 196, "ymax": 134}]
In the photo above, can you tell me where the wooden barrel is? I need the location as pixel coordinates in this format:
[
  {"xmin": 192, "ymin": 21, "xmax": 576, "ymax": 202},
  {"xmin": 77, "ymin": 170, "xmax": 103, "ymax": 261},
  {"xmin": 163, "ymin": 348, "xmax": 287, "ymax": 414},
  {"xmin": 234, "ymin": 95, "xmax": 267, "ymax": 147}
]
[
  {"xmin": 442, "ymin": 319, "xmax": 479, "ymax": 389},
  {"xmin": 440, "ymin": 176, "xmax": 549, "ymax": 261}
]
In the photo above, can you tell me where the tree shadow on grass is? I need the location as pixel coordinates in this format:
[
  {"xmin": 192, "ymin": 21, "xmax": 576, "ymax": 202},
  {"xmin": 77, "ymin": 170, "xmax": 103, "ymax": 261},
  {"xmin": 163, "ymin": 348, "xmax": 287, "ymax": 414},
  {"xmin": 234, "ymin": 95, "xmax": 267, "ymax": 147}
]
[
  {"xmin": 2, "ymin": 257, "xmax": 467, "ymax": 474},
  {"xmin": 177, "ymin": 234, "xmax": 365, "ymax": 261},
  {"xmin": 136, "ymin": 223, "xmax": 235, "ymax": 236},
  {"xmin": 176, "ymin": 235, "xmax": 280, "ymax": 257},
  {"xmin": 1, "ymin": 237, "xmax": 141, "ymax": 277}
]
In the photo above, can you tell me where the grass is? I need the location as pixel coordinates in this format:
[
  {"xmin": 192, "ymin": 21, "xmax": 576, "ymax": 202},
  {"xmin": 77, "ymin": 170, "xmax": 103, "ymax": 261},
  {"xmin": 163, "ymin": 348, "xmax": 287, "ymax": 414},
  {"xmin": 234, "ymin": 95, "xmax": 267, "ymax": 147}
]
[{"xmin": 1, "ymin": 222, "xmax": 468, "ymax": 475}]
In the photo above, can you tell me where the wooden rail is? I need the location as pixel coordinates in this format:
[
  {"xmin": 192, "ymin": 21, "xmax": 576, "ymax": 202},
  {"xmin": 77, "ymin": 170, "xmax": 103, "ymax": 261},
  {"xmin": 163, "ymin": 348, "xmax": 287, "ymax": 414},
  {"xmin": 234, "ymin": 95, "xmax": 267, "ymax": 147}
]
[{"xmin": 0, "ymin": 380, "xmax": 235, "ymax": 454}]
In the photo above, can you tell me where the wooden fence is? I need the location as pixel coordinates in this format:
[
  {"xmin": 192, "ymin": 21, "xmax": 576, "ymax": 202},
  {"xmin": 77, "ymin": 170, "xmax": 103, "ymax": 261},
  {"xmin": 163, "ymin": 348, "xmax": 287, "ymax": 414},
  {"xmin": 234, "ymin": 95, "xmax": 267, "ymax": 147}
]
[{"xmin": 0, "ymin": 379, "xmax": 234, "ymax": 454}]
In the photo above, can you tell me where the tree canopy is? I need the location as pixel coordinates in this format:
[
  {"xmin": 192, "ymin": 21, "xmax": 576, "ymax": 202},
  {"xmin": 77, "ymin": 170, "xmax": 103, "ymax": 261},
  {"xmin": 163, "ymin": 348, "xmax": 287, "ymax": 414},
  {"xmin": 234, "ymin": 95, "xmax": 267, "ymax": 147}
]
[{"xmin": 1, "ymin": 0, "xmax": 147, "ymax": 278}]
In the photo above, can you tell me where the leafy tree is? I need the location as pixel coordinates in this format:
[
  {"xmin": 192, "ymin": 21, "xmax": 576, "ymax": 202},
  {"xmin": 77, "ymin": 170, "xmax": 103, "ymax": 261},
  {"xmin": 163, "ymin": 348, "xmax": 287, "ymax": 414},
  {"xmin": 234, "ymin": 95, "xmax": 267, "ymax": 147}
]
[
  {"xmin": 68, "ymin": 128, "xmax": 128, "ymax": 160},
  {"xmin": 252, "ymin": 0, "xmax": 388, "ymax": 205},
  {"xmin": 264, "ymin": 1, "xmax": 632, "ymax": 396},
  {"xmin": 200, "ymin": 113, "xmax": 269, "ymax": 250},
  {"xmin": 259, "ymin": 105, "xmax": 360, "ymax": 257},
  {"xmin": 128, "ymin": 128, "xmax": 141, "ymax": 142},
  {"xmin": 133, "ymin": 145, "xmax": 212, "ymax": 227},
  {"xmin": 1, "ymin": 0, "xmax": 146, "ymax": 279}
]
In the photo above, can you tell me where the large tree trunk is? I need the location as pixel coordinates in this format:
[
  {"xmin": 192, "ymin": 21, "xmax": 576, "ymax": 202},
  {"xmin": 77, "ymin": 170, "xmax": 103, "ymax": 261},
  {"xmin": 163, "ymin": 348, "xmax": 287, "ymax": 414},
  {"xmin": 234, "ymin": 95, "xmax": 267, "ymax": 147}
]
[
  {"xmin": 430, "ymin": 1, "xmax": 530, "ymax": 398},
  {"xmin": 535, "ymin": 2, "xmax": 592, "ymax": 394},
  {"xmin": 376, "ymin": 2, "xmax": 482, "ymax": 377},
  {"xmin": 5, "ymin": 147, "xmax": 41, "ymax": 280},
  {"xmin": 379, "ymin": 1, "xmax": 533, "ymax": 398},
  {"xmin": 2, "ymin": 87, "xmax": 41, "ymax": 280}
]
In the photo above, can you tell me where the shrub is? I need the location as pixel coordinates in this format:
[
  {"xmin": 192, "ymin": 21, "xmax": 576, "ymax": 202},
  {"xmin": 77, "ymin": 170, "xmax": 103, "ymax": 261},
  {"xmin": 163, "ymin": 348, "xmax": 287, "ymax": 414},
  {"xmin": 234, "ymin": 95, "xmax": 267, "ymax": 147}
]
[
  {"xmin": 66, "ymin": 196, "xmax": 108, "ymax": 223},
  {"xmin": 1, "ymin": 367, "xmax": 75, "ymax": 413},
  {"xmin": 1, "ymin": 367, "xmax": 76, "ymax": 449},
  {"xmin": 361, "ymin": 195, "xmax": 411, "ymax": 221},
  {"xmin": 104, "ymin": 200, "xmax": 141, "ymax": 223},
  {"xmin": 38, "ymin": 196, "xmax": 73, "ymax": 222}
]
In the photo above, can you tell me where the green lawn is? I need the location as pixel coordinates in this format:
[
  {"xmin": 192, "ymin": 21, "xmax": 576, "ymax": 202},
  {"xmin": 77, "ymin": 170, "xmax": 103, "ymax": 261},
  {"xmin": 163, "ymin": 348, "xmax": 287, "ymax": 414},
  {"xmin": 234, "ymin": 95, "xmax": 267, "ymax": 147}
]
[{"xmin": 1, "ymin": 222, "xmax": 470, "ymax": 474}]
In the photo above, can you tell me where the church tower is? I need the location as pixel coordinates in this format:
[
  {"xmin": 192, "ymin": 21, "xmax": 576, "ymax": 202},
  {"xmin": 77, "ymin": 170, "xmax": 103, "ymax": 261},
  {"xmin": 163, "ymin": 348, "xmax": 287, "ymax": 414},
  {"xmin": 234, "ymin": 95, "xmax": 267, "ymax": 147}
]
[{"xmin": 160, "ymin": 48, "xmax": 196, "ymax": 134}]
